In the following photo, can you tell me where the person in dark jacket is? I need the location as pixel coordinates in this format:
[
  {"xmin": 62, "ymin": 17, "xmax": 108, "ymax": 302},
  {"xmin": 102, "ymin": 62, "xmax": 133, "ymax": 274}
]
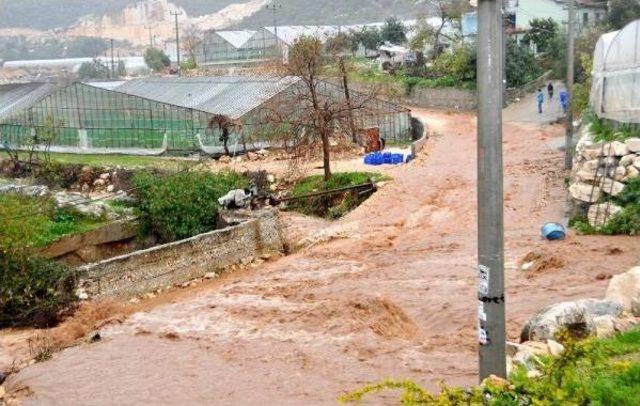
[{"xmin": 547, "ymin": 82, "xmax": 554, "ymax": 101}]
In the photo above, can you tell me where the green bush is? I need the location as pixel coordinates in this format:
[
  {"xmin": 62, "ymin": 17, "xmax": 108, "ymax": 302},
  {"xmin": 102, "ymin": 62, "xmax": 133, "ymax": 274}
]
[
  {"xmin": 0, "ymin": 253, "xmax": 77, "ymax": 328},
  {"xmin": 341, "ymin": 328, "xmax": 640, "ymax": 405},
  {"xmin": 133, "ymin": 170, "xmax": 249, "ymax": 242}
]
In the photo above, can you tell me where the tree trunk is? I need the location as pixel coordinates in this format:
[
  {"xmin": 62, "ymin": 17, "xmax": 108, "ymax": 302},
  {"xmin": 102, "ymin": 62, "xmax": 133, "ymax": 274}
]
[
  {"xmin": 339, "ymin": 57, "xmax": 358, "ymax": 144},
  {"xmin": 321, "ymin": 126, "xmax": 332, "ymax": 181}
]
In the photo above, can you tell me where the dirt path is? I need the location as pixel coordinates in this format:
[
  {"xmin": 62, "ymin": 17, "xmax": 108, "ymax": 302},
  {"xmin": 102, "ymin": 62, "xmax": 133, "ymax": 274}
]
[{"xmin": 7, "ymin": 108, "xmax": 640, "ymax": 405}]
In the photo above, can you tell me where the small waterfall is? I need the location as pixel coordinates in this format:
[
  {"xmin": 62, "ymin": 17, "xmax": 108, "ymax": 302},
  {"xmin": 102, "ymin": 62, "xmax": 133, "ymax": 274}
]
[{"xmin": 78, "ymin": 129, "xmax": 89, "ymax": 150}]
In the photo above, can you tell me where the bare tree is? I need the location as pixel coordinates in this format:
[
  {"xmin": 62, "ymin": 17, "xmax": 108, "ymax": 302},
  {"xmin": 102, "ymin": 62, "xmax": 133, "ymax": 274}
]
[
  {"xmin": 182, "ymin": 24, "xmax": 203, "ymax": 62},
  {"xmin": 264, "ymin": 36, "xmax": 381, "ymax": 181}
]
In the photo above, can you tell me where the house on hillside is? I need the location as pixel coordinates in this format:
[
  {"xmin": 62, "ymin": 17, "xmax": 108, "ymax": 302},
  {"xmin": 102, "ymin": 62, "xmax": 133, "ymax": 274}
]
[{"xmin": 516, "ymin": 0, "xmax": 607, "ymax": 32}]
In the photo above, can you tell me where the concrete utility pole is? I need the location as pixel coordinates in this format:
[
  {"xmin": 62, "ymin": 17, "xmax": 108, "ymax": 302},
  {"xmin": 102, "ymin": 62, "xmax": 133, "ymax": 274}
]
[
  {"xmin": 565, "ymin": 0, "xmax": 576, "ymax": 170},
  {"xmin": 170, "ymin": 10, "xmax": 183, "ymax": 74},
  {"xmin": 110, "ymin": 39, "xmax": 115, "ymax": 79},
  {"xmin": 144, "ymin": 25, "xmax": 154, "ymax": 48},
  {"xmin": 266, "ymin": 2, "xmax": 282, "ymax": 59},
  {"xmin": 477, "ymin": 0, "xmax": 506, "ymax": 381}
]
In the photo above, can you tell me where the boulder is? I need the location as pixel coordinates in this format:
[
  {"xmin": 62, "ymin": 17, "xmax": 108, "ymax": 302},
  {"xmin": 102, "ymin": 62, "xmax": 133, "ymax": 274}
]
[
  {"xmin": 634, "ymin": 157, "xmax": 640, "ymax": 170},
  {"xmin": 569, "ymin": 182, "xmax": 601, "ymax": 203},
  {"xmin": 612, "ymin": 166, "xmax": 626, "ymax": 181},
  {"xmin": 599, "ymin": 178, "xmax": 626, "ymax": 196},
  {"xmin": 626, "ymin": 138, "xmax": 640, "ymax": 153},
  {"xmin": 547, "ymin": 339, "xmax": 565, "ymax": 356},
  {"xmin": 623, "ymin": 166, "xmax": 640, "ymax": 181},
  {"xmin": 99, "ymin": 173, "xmax": 110, "ymax": 180},
  {"xmin": 520, "ymin": 299, "xmax": 623, "ymax": 342},
  {"xmin": 593, "ymin": 315, "xmax": 616, "ymax": 338},
  {"xmin": 0, "ymin": 184, "xmax": 49, "ymax": 197},
  {"xmin": 588, "ymin": 203, "xmax": 622, "ymax": 227},
  {"xmin": 54, "ymin": 192, "xmax": 89, "ymax": 208},
  {"xmin": 604, "ymin": 141, "xmax": 630, "ymax": 157},
  {"xmin": 620, "ymin": 154, "xmax": 637, "ymax": 167},
  {"xmin": 606, "ymin": 267, "xmax": 640, "ymax": 317},
  {"xmin": 581, "ymin": 147, "xmax": 602, "ymax": 160},
  {"xmin": 218, "ymin": 155, "xmax": 232, "ymax": 164}
]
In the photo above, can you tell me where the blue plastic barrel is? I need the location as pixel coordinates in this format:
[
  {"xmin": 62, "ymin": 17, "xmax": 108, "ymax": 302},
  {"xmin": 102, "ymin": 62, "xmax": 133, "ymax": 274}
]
[{"xmin": 541, "ymin": 222, "xmax": 566, "ymax": 240}]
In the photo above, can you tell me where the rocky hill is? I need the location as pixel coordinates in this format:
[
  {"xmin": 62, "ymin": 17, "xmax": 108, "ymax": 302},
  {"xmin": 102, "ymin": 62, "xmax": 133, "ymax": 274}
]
[{"xmin": 0, "ymin": 0, "xmax": 430, "ymax": 31}]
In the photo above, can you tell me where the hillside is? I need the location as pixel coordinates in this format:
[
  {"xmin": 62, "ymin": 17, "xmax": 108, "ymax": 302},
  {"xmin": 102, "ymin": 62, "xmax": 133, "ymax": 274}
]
[
  {"xmin": 0, "ymin": 0, "xmax": 430, "ymax": 31},
  {"xmin": 235, "ymin": 0, "xmax": 432, "ymax": 27}
]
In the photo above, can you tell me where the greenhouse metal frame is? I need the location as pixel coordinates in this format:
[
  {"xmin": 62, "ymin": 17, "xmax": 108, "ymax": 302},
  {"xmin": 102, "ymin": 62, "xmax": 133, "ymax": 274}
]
[{"xmin": 0, "ymin": 76, "xmax": 412, "ymax": 156}]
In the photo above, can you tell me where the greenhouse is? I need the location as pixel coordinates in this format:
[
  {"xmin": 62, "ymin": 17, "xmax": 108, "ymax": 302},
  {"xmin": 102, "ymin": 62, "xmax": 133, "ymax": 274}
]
[
  {"xmin": 0, "ymin": 76, "xmax": 412, "ymax": 156},
  {"xmin": 590, "ymin": 19, "xmax": 640, "ymax": 124}
]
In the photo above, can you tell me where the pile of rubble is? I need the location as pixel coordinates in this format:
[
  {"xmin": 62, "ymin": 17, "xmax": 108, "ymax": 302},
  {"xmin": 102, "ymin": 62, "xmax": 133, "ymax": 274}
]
[
  {"xmin": 570, "ymin": 126, "xmax": 640, "ymax": 227},
  {"xmin": 218, "ymin": 149, "xmax": 270, "ymax": 164},
  {"xmin": 513, "ymin": 265, "xmax": 640, "ymax": 375}
]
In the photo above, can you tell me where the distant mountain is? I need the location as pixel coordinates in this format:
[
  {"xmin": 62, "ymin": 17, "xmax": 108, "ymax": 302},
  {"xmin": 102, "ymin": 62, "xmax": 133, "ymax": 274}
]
[
  {"xmin": 0, "ymin": 1, "xmax": 241, "ymax": 31},
  {"xmin": 0, "ymin": 0, "xmax": 431, "ymax": 31},
  {"xmin": 235, "ymin": 0, "xmax": 432, "ymax": 28}
]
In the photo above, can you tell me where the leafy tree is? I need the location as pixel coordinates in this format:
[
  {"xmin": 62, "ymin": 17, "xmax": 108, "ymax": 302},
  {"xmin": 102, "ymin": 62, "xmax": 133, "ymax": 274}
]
[
  {"xmin": 380, "ymin": 17, "xmax": 407, "ymax": 44},
  {"xmin": 354, "ymin": 27, "xmax": 382, "ymax": 52},
  {"xmin": 505, "ymin": 39, "xmax": 542, "ymax": 87},
  {"xmin": 522, "ymin": 18, "xmax": 559, "ymax": 53},
  {"xmin": 144, "ymin": 48, "xmax": 171, "ymax": 72},
  {"xmin": 116, "ymin": 60, "xmax": 127, "ymax": 77},
  {"xmin": 77, "ymin": 59, "xmax": 110, "ymax": 80},
  {"xmin": 607, "ymin": 0, "xmax": 640, "ymax": 30},
  {"xmin": 431, "ymin": 44, "xmax": 477, "ymax": 83}
]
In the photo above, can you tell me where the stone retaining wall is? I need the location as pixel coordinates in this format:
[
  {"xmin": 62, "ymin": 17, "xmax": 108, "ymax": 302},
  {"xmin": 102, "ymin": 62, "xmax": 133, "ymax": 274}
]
[
  {"xmin": 76, "ymin": 209, "xmax": 284, "ymax": 299},
  {"xmin": 569, "ymin": 126, "xmax": 640, "ymax": 226}
]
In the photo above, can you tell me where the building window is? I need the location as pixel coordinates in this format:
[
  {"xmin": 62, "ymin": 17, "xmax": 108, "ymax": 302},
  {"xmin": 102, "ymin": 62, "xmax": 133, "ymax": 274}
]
[
  {"xmin": 596, "ymin": 12, "xmax": 603, "ymax": 22},
  {"xmin": 583, "ymin": 12, "xmax": 589, "ymax": 25}
]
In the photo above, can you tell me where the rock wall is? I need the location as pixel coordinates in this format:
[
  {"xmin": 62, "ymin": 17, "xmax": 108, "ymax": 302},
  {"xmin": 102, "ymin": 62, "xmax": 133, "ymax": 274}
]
[
  {"xmin": 569, "ymin": 126, "xmax": 640, "ymax": 227},
  {"xmin": 76, "ymin": 208, "xmax": 284, "ymax": 299}
]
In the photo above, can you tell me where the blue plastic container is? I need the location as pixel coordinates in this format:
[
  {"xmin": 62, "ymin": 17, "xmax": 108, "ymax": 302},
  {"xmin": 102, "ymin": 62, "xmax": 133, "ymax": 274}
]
[{"xmin": 541, "ymin": 222, "xmax": 566, "ymax": 241}]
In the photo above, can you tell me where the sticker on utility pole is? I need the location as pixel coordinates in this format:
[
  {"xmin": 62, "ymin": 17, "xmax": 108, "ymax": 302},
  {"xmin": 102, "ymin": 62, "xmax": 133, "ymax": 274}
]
[
  {"xmin": 477, "ymin": 301, "xmax": 487, "ymax": 322},
  {"xmin": 478, "ymin": 320, "xmax": 489, "ymax": 345},
  {"xmin": 478, "ymin": 265, "xmax": 490, "ymax": 296}
]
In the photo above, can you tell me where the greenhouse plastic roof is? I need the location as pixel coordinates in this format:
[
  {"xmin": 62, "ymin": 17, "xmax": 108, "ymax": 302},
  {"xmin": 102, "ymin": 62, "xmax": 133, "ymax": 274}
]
[
  {"xmin": 0, "ymin": 82, "xmax": 56, "ymax": 119},
  {"xmin": 107, "ymin": 76, "xmax": 301, "ymax": 119},
  {"xmin": 590, "ymin": 20, "xmax": 640, "ymax": 123},
  {"xmin": 216, "ymin": 30, "xmax": 257, "ymax": 49}
]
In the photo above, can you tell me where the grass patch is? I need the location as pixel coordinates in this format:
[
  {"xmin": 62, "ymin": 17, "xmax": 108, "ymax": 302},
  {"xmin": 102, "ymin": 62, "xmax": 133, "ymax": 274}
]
[
  {"xmin": 289, "ymin": 172, "xmax": 386, "ymax": 219},
  {"xmin": 45, "ymin": 153, "xmax": 185, "ymax": 170},
  {"xmin": 588, "ymin": 112, "xmax": 640, "ymax": 142},
  {"xmin": 0, "ymin": 194, "xmax": 106, "ymax": 249}
]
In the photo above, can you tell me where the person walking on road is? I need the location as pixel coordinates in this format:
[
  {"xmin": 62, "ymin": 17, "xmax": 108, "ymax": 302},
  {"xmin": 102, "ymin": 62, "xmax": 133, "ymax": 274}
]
[
  {"xmin": 560, "ymin": 90, "xmax": 569, "ymax": 114},
  {"xmin": 537, "ymin": 89, "xmax": 544, "ymax": 114},
  {"xmin": 547, "ymin": 82, "xmax": 554, "ymax": 101}
]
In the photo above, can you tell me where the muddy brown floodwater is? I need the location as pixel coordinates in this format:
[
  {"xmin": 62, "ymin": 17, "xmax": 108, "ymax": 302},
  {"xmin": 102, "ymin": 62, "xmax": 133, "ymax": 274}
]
[{"xmin": 6, "ymin": 108, "xmax": 640, "ymax": 405}]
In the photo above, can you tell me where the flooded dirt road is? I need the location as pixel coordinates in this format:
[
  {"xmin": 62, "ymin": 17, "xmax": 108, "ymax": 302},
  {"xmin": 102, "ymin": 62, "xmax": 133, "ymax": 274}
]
[{"xmin": 8, "ymin": 109, "xmax": 640, "ymax": 405}]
